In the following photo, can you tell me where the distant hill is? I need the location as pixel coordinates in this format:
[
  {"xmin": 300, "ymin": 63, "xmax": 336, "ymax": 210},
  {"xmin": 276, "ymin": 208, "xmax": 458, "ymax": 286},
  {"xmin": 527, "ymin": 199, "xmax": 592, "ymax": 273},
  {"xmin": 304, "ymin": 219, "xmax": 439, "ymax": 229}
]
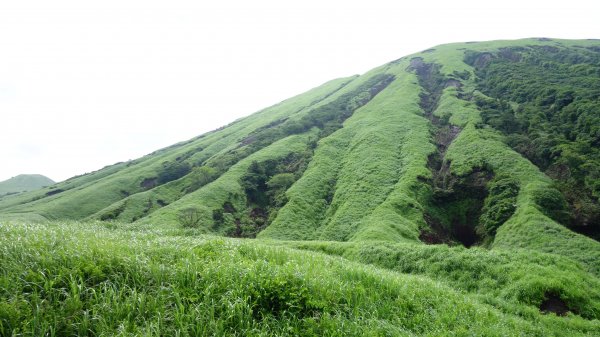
[{"xmin": 0, "ymin": 174, "xmax": 55, "ymax": 196}]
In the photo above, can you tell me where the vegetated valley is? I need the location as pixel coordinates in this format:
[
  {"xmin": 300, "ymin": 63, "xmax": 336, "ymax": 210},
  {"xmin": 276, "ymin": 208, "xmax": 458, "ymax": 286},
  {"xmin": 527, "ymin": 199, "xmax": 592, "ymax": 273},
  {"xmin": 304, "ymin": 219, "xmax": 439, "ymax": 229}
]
[{"xmin": 1, "ymin": 38, "xmax": 600, "ymax": 336}]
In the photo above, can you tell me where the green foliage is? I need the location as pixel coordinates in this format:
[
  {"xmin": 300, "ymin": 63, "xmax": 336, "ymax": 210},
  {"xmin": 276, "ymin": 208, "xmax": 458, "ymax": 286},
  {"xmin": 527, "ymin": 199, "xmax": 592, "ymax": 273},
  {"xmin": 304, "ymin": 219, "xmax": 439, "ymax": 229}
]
[
  {"xmin": 479, "ymin": 176, "xmax": 519, "ymax": 237},
  {"xmin": 186, "ymin": 165, "xmax": 219, "ymax": 193},
  {"xmin": 232, "ymin": 73, "xmax": 395, "ymax": 162},
  {"xmin": 469, "ymin": 45, "xmax": 600, "ymax": 236},
  {"xmin": 177, "ymin": 207, "xmax": 202, "ymax": 228},
  {"xmin": 267, "ymin": 173, "xmax": 295, "ymax": 206},
  {"xmin": 262, "ymin": 63, "xmax": 433, "ymax": 242},
  {"xmin": 531, "ymin": 186, "xmax": 570, "ymax": 224},
  {"xmin": 1, "ymin": 39, "xmax": 600, "ymax": 336},
  {"xmin": 286, "ymin": 239, "xmax": 600, "ymax": 320},
  {"xmin": 0, "ymin": 75, "xmax": 356, "ymax": 221},
  {"xmin": 228, "ymin": 153, "xmax": 310, "ymax": 238},
  {"xmin": 157, "ymin": 161, "xmax": 191, "ymax": 184}
]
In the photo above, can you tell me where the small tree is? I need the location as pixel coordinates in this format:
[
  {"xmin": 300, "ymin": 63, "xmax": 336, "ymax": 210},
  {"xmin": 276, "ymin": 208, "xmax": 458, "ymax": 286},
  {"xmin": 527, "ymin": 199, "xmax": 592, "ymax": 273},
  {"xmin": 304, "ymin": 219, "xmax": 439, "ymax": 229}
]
[
  {"xmin": 178, "ymin": 207, "xmax": 202, "ymax": 228},
  {"xmin": 267, "ymin": 173, "xmax": 295, "ymax": 206}
]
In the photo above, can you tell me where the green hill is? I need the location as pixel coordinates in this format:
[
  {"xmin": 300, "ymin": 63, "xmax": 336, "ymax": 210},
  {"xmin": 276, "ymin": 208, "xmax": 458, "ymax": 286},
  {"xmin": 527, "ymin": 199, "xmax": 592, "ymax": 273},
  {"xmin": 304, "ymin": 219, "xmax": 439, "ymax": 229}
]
[
  {"xmin": 1, "ymin": 38, "xmax": 600, "ymax": 335},
  {"xmin": 0, "ymin": 174, "xmax": 54, "ymax": 196}
]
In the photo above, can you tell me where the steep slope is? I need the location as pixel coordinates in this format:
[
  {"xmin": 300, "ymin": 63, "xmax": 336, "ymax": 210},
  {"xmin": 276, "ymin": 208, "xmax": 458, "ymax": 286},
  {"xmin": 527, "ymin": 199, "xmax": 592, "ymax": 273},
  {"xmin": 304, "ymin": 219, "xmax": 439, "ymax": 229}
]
[
  {"xmin": 0, "ymin": 38, "xmax": 599, "ymax": 267},
  {"xmin": 2, "ymin": 38, "xmax": 600, "ymax": 335},
  {"xmin": 0, "ymin": 174, "xmax": 54, "ymax": 196}
]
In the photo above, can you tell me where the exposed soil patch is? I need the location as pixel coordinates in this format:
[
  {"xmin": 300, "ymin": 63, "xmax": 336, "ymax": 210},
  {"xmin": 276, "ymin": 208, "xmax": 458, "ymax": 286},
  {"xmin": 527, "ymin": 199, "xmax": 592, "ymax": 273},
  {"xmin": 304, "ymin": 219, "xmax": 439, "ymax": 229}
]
[
  {"xmin": 469, "ymin": 52, "xmax": 494, "ymax": 69},
  {"xmin": 250, "ymin": 207, "xmax": 268, "ymax": 224},
  {"xmin": 407, "ymin": 58, "xmax": 446, "ymax": 115},
  {"xmin": 569, "ymin": 224, "xmax": 600, "ymax": 242},
  {"xmin": 140, "ymin": 177, "xmax": 158, "ymax": 190},
  {"xmin": 453, "ymin": 221, "xmax": 480, "ymax": 247},
  {"xmin": 540, "ymin": 293, "xmax": 569, "ymax": 316}
]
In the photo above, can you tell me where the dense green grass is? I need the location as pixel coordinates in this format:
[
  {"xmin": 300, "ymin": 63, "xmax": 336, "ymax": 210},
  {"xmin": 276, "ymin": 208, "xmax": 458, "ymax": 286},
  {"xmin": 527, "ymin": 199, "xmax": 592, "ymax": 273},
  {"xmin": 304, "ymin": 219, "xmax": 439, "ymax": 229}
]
[
  {"xmin": 423, "ymin": 47, "xmax": 600, "ymax": 273},
  {"xmin": 282, "ymin": 240, "xmax": 600, "ymax": 319},
  {"xmin": 138, "ymin": 131, "xmax": 319, "ymax": 228},
  {"xmin": 261, "ymin": 60, "xmax": 434, "ymax": 242},
  {"xmin": 2, "ymin": 221, "xmax": 599, "ymax": 336}
]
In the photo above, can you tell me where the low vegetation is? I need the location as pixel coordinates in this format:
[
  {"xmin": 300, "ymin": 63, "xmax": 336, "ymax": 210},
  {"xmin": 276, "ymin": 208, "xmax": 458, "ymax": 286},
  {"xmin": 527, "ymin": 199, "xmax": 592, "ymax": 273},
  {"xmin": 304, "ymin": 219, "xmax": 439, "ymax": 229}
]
[{"xmin": 1, "ymin": 221, "xmax": 599, "ymax": 336}]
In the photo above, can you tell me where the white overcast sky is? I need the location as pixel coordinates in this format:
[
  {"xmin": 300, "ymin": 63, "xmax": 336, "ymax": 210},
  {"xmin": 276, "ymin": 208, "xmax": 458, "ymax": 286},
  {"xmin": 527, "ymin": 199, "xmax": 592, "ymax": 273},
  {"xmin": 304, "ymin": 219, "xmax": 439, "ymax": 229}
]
[{"xmin": 1, "ymin": 0, "xmax": 598, "ymax": 182}]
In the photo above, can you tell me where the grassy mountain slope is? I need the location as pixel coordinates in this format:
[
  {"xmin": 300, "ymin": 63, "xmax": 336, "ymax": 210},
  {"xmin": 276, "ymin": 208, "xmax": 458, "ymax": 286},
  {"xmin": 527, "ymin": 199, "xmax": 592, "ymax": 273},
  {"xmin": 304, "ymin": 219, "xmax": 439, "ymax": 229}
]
[
  {"xmin": 1, "ymin": 38, "xmax": 600, "ymax": 335},
  {"xmin": 0, "ymin": 76, "xmax": 355, "ymax": 221},
  {"xmin": 259, "ymin": 62, "xmax": 433, "ymax": 242},
  {"xmin": 0, "ymin": 174, "xmax": 54, "ymax": 196}
]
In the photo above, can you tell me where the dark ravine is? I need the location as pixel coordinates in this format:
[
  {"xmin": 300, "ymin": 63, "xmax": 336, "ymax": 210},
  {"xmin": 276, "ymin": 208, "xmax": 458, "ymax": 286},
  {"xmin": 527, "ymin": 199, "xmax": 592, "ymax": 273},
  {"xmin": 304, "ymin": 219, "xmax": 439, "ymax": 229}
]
[{"xmin": 410, "ymin": 57, "xmax": 490, "ymax": 247}]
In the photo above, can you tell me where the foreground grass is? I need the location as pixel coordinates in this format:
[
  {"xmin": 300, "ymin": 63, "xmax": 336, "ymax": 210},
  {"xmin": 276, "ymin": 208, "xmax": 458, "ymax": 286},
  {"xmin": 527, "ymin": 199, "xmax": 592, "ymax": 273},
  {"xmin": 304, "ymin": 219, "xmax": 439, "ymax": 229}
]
[
  {"xmin": 1, "ymin": 221, "xmax": 599, "ymax": 336},
  {"xmin": 282, "ymin": 240, "xmax": 600, "ymax": 319}
]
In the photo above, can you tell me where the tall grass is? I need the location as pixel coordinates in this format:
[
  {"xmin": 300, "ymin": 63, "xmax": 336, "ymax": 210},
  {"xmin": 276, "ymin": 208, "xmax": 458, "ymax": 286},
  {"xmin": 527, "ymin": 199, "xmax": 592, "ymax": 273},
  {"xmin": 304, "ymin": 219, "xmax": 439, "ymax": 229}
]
[{"xmin": 2, "ymin": 221, "xmax": 599, "ymax": 336}]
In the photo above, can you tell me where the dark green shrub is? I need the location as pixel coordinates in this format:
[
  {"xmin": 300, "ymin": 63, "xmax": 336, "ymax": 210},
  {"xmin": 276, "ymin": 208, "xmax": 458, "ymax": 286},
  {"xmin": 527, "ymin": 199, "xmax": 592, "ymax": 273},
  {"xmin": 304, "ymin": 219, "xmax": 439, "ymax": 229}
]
[
  {"xmin": 158, "ymin": 161, "xmax": 191, "ymax": 184},
  {"xmin": 267, "ymin": 173, "xmax": 295, "ymax": 206},
  {"xmin": 479, "ymin": 177, "xmax": 519, "ymax": 237},
  {"xmin": 186, "ymin": 166, "xmax": 218, "ymax": 193},
  {"xmin": 532, "ymin": 186, "xmax": 570, "ymax": 224},
  {"xmin": 178, "ymin": 207, "xmax": 202, "ymax": 228},
  {"xmin": 245, "ymin": 267, "xmax": 322, "ymax": 319}
]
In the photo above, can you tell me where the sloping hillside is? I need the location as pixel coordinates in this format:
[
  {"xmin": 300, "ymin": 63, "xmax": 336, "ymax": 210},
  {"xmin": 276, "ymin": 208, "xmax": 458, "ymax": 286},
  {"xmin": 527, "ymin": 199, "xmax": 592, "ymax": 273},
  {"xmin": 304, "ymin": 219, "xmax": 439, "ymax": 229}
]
[
  {"xmin": 1, "ymin": 39, "xmax": 598, "ymax": 245},
  {"xmin": 1, "ymin": 38, "xmax": 600, "ymax": 335}
]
